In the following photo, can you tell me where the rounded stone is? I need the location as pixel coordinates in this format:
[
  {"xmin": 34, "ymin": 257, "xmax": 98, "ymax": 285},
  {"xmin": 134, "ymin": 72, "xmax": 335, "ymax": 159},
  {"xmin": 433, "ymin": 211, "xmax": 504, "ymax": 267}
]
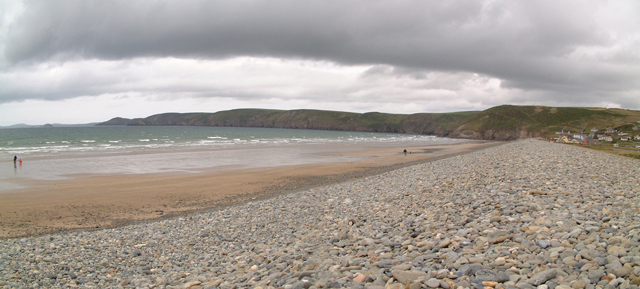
[
  {"xmin": 572, "ymin": 280, "xmax": 587, "ymax": 289},
  {"xmin": 427, "ymin": 278, "xmax": 441, "ymax": 288}
]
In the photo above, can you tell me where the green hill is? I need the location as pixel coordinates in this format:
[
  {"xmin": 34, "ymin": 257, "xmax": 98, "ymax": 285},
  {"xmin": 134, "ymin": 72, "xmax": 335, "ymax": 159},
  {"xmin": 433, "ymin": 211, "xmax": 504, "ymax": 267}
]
[
  {"xmin": 452, "ymin": 105, "xmax": 640, "ymax": 139},
  {"xmin": 98, "ymin": 105, "xmax": 640, "ymax": 140}
]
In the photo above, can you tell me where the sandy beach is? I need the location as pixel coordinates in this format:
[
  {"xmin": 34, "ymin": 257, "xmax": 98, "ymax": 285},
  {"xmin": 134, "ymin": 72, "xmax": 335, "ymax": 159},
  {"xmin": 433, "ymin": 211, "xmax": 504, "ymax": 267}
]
[{"xmin": 0, "ymin": 141, "xmax": 499, "ymax": 238}]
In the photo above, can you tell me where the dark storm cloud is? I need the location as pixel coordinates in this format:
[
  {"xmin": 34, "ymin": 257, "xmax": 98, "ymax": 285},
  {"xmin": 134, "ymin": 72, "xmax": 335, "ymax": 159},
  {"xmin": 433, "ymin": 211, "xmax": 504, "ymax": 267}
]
[{"xmin": 3, "ymin": 0, "xmax": 640, "ymax": 104}]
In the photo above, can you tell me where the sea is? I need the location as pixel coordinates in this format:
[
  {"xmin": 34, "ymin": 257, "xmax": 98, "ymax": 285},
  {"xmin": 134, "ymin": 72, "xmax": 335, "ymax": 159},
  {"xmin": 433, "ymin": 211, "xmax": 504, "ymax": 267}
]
[{"xmin": 0, "ymin": 126, "xmax": 462, "ymax": 188}]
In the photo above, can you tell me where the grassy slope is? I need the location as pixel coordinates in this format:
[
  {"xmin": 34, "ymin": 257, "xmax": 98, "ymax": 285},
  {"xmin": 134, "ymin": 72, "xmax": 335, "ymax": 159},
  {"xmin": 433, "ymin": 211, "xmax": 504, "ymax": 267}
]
[
  {"xmin": 574, "ymin": 143, "xmax": 640, "ymax": 160},
  {"xmin": 458, "ymin": 105, "xmax": 639, "ymax": 137},
  {"xmin": 99, "ymin": 105, "xmax": 640, "ymax": 140},
  {"xmin": 117, "ymin": 109, "xmax": 476, "ymax": 134}
]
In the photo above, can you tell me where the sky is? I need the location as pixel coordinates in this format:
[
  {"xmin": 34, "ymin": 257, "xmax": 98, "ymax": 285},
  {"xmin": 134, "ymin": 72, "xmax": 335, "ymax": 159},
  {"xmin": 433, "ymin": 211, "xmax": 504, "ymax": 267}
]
[{"xmin": 0, "ymin": 1, "xmax": 639, "ymax": 126}]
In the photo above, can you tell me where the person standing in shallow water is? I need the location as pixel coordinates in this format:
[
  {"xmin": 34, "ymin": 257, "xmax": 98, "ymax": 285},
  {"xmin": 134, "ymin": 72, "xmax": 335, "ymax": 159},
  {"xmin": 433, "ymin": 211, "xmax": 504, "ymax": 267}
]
[{"xmin": 13, "ymin": 155, "xmax": 17, "ymax": 163}]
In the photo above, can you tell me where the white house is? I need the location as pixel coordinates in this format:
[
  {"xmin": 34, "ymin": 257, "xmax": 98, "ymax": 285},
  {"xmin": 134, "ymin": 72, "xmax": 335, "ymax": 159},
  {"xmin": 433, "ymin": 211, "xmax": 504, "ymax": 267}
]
[{"xmin": 573, "ymin": 134, "xmax": 587, "ymax": 140}]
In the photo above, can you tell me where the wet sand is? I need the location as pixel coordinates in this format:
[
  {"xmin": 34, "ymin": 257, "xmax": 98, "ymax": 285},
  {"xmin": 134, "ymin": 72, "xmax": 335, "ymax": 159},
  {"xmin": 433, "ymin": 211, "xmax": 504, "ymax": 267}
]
[{"xmin": 0, "ymin": 141, "xmax": 501, "ymax": 238}]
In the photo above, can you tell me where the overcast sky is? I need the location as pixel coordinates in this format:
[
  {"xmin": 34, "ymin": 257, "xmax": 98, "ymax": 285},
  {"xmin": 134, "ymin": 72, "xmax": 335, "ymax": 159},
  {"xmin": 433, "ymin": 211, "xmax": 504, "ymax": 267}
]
[{"xmin": 0, "ymin": 0, "xmax": 639, "ymax": 126}]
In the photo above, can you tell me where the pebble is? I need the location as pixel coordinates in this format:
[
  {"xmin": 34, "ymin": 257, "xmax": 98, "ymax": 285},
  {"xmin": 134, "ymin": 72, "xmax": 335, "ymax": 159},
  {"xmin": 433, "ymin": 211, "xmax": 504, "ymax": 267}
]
[
  {"xmin": 427, "ymin": 278, "xmax": 442, "ymax": 288},
  {"xmin": 572, "ymin": 280, "xmax": 587, "ymax": 289},
  {"xmin": 1, "ymin": 140, "xmax": 639, "ymax": 288},
  {"xmin": 392, "ymin": 270, "xmax": 427, "ymax": 284}
]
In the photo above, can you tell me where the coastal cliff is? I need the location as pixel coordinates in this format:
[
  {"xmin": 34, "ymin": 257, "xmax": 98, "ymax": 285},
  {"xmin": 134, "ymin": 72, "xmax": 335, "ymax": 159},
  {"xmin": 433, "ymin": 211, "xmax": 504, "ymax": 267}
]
[{"xmin": 99, "ymin": 105, "xmax": 640, "ymax": 140}]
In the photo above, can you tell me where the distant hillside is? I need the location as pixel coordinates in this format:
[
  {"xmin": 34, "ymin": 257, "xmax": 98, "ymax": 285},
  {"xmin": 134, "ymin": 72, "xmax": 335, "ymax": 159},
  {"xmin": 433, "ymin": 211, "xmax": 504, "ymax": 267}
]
[
  {"xmin": 99, "ymin": 109, "xmax": 476, "ymax": 136},
  {"xmin": 1, "ymin": 122, "xmax": 99, "ymax": 129},
  {"xmin": 451, "ymin": 105, "xmax": 640, "ymax": 139},
  {"xmin": 98, "ymin": 105, "xmax": 640, "ymax": 140},
  {"xmin": 0, "ymin": 123, "xmax": 34, "ymax": 129}
]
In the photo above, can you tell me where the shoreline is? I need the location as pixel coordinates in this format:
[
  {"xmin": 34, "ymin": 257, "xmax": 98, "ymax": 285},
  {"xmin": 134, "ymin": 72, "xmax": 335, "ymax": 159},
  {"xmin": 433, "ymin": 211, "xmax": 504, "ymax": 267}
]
[
  {"xmin": 0, "ymin": 141, "xmax": 502, "ymax": 239},
  {"xmin": 0, "ymin": 135, "xmax": 465, "ymax": 184}
]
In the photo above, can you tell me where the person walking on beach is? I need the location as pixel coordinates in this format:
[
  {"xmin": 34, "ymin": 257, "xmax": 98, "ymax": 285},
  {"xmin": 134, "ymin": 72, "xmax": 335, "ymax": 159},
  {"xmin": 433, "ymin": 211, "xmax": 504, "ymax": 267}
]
[
  {"xmin": 404, "ymin": 149, "xmax": 407, "ymax": 156},
  {"xmin": 13, "ymin": 155, "xmax": 17, "ymax": 163}
]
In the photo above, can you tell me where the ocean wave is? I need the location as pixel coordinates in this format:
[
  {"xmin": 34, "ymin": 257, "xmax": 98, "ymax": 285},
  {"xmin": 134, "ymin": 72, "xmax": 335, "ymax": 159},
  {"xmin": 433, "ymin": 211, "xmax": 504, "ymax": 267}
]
[{"xmin": 0, "ymin": 127, "xmax": 447, "ymax": 159}]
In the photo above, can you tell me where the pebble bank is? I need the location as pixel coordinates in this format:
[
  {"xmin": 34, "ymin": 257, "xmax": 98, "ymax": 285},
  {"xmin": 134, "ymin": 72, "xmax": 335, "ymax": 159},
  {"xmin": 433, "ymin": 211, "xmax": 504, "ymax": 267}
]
[{"xmin": 1, "ymin": 140, "xmax": 639, "ymax": 289}]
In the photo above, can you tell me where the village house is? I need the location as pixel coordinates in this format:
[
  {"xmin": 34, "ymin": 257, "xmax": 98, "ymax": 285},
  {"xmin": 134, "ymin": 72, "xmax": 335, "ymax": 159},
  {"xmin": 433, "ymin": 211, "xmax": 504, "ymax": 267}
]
[
  {"xmin": 556, "ymin": 130, "xmax": 571, "ymax": 135},
  {"xmin": 606, "ymin": 128, "xmax": 616, "ymax": 133},
  {"xmin": 573, "ymin": 134, "xmax": 588, "ymax": 141},
  {"xmin": 591, "ymin": 127, "xmax": 599, "ymax": 132},
  {"xmin": 618, "ymin": 132, "xmax": 629, "ymax": 136},
  {"xmin": 556, "ymin": 136, "xmax": 579, "ymax": 143},
  {"xmin": 620, "ymin": 137, "xmax": 629, "ymax": 141},
  {"xmin": 635, "ymin": 135, "xmax": 640, "ymax": 140}
]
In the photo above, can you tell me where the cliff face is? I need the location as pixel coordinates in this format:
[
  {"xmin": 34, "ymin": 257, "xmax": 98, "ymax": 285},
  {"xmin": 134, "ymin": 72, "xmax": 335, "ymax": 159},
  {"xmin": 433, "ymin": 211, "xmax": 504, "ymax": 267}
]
[{"xmin": 98, "ymin": 105, "xmax": 640, "ymax": 140}]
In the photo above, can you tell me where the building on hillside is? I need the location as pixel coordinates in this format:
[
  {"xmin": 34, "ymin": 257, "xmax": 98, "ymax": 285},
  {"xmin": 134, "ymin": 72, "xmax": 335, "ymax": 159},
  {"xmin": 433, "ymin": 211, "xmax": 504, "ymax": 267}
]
[
  {"xmin": 591, "ymin": 127, "xmax": 599, "ymax": 132},
  {"xmin": 620, "ymin": 137, "xmax": 629, "ymax": 141},
  {"xmin": 635, "ymin": 135, "xmax": 640, "ymax": 140},
  {"xmin": 606, "ymin": 128, "xmax": 616, "ymax": 133},
  {"xmin": 603, "ymin": 136, "xmax": 613, "ymax": 142},
  {"xmin": 556, "ymin": 136, "xmax": 579, "ymax": 144},
  {"xmin": 573, "ymin": 134, "xmax": 588, "ymax": 141},
  {"xmin": 556, "ymin": 130, "xmax": 571, "ymax": 135},
  {"xmin": 619, "ymin": 132, "xmax": 629, "ymax": 136}
]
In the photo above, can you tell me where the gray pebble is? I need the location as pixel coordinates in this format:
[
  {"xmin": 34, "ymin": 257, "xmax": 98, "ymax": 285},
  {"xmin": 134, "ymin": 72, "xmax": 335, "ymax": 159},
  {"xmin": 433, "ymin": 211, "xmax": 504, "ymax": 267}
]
[{"xmin": 1, "ymin": 140, "xmax": 639, "ymax": 289}]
